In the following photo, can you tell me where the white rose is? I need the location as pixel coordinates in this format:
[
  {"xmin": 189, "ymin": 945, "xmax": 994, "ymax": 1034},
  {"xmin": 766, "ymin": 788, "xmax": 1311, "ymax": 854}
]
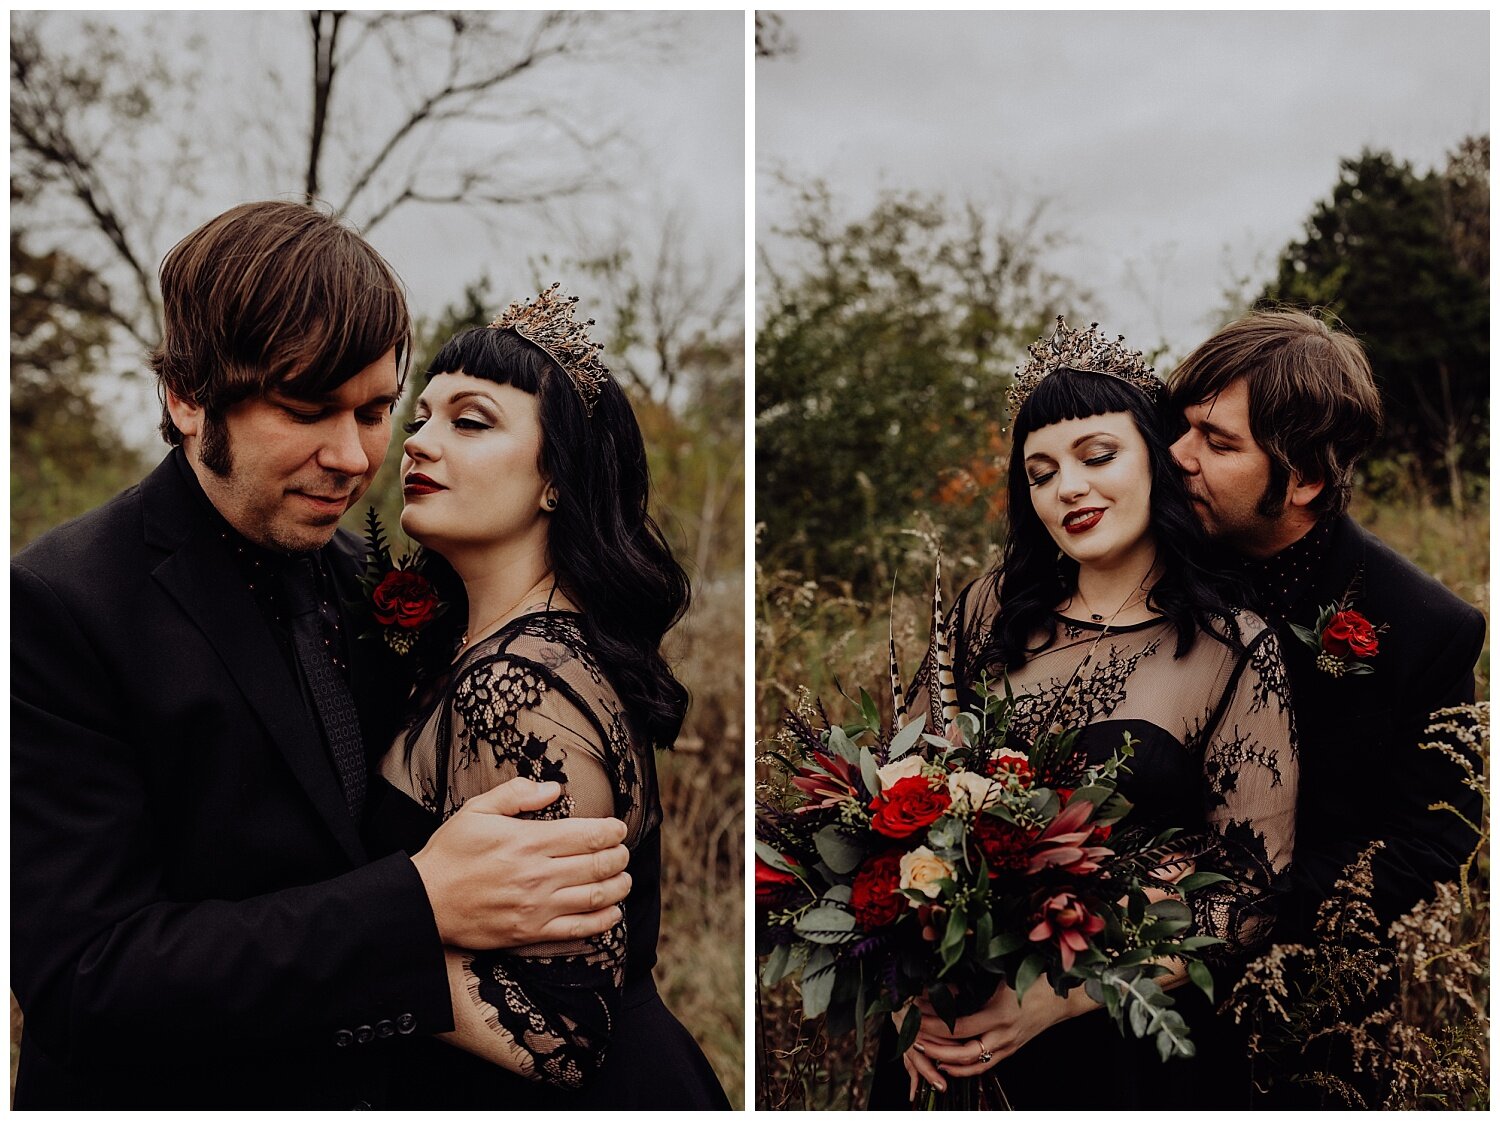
[
  {"xmin": 898, "ymin": 846, "xmax": 954, "ymax": 900},
  {"xmin": 947, "ymin": 770, "xmax": 1001, "ymax": 813},
  {"xmin": 876, "ymin": 754, "xmax": 927, "ymax": 790}
]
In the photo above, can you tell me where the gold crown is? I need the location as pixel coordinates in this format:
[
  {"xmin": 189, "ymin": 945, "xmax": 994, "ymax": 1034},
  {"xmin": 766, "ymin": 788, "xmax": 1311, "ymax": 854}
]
[
  {"xmin": 489, "ymin": 283, "xmax": 610, "ymax": 415},
  {"xmin": 1007, "ymin": 316, "xmax": 1161, "ymax": 419}
]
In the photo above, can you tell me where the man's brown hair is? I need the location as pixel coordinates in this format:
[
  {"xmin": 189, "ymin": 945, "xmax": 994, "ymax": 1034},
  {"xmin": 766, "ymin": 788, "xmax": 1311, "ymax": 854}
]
[
  {"xmin": 1168, "ymin": 309, "xmax": 1383, "ymax": 518},
  {"xmin": 150, "ymin": 200, "xmax": 411, "ymax": 446}
]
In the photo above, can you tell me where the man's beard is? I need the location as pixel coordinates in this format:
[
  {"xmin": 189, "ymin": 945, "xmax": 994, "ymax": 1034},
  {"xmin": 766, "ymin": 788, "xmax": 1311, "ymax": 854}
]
[
  {"xmin": 1255, "ymin": 459, "xmax": 1291, "ymax": 519},
  {"xmin": 200, "ymin": 410, "xmax": 233, "ymax": 476}
]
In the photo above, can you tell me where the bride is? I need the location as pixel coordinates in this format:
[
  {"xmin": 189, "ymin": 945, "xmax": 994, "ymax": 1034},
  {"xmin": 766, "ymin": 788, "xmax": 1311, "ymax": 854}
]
[
  {"xmin": 871, "ymin": 320, "xmax": 1298, "ymax": 1109},
  {"xmin": 368, "ymin": 287, "xmax": 727, "ymax": 1108}
]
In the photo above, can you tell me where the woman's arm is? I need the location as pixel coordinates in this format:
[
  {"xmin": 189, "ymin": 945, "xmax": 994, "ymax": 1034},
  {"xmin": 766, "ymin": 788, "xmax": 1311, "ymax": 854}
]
[
  {"xmin": 901, "ymin": 622, "xmax": 1299, "ymax": 1093},
  {"xmin": 433, "ymin": 654, "xmax": 630, "ymax": 1087},
  {"xmin": 898, "ymin": 866, "xmax": 1195, "ymax": 1093}
]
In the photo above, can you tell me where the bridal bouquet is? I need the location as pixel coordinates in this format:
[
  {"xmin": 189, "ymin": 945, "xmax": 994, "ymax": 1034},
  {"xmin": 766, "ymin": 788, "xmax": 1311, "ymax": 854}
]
[{"xmin": 756, "ymin": 580, "xmax": 1227, "ymax": 1102}]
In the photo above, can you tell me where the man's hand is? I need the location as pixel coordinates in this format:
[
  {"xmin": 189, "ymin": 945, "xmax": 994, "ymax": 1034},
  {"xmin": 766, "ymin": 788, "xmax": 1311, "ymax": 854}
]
[{"xmin": 411, "ymin": 778, "xmax": 630, "ymax": 949}]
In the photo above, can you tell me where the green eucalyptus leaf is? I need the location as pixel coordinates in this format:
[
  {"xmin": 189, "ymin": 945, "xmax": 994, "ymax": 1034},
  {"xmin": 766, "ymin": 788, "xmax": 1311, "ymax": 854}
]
[
  {"xmin": 889, "ymin": 717, "xmax": 928, "ymax": 760},
  {"xmin": 859, "ymin": 746, "xmax": 882, "ymax": 797},
  {"xmin": 761, "ymin": 942, "xmax": 793, "ymax": 986},
  {"xmin": 814, "ymin": 826, "xmax": 865, "ymax": 875},
  {"xmin": 859, "ymin": 687, "xmax": 880, "ymax": 732},
  {"xmin": 804, "ymin": 960, "xmax": 840, "ymax": 1020},
  {"xmin": 794, "ymin": 904, "xmax": 856, "ymax": 944},
  {"xmin": 826, "ymin": 725, "xmax": 859, "ymax": 763},
  {"xmin": 1067, "ymin": 784, "xmax": 1111, "ymax": 808},
  {"xmin": 755, "ymin": 840, "xmax": 796, "ymax": 874},
  {"xmin": 1155, "ymin": 1026, "xmax": 1177, "ymax": 1061},
  {"xmin": 1173, "ymin": 871, "xmax": 1232, "ymax": 893}
]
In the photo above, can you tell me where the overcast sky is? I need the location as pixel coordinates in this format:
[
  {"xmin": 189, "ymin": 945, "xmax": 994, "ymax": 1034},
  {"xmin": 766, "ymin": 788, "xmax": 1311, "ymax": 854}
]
[
  {"xmin": 756, "ymin": 11, "xmax": 1488, "ymax": 359},
  {"xmin": 19, "ymin": 10, "xmax": 744, "ymax": 445}
]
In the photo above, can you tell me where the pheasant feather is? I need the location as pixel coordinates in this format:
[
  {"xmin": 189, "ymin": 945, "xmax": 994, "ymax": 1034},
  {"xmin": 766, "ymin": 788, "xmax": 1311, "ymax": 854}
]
[{"xmin": 888, "ymin": 581, "xmax": 905, "ymax": 738}]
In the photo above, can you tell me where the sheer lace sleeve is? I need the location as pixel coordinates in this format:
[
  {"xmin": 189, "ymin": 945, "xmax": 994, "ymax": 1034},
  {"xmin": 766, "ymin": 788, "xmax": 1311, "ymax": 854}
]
[
  {"xmin": 1191, "ymin": 620, "xmax": 1298, "ymax": 958},
  {"xmin": 379, "ymin": 614, "xmax": 650, "ymax": 1090},
  {"xmin": 441, "ymin": 656, "xmax": 625, "ymax": 1089}
]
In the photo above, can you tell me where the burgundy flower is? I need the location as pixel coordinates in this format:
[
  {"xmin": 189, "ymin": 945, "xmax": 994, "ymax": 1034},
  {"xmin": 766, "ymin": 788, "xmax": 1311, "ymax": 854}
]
[
  {"xmin": 971, "ymin": 815, "xmax": 1036, "ymax": 876},
  {"xmin": 985, "ymin": 748, "xmax": 1033, "ymax": 785},
  {"xmin": 1028, "ymin": 892, "xmax": 1106, "ymax": 971},
  {"xmin": 851, "ymin": 849, "xmax": 905, "ymax": 927},
  {"xmin": 1323, "ymin": 609, "xmax": 1379, "ymax": 659},
  {"xmin": 370, "ymin": 569, "xmax": 440, "ymax": 630},
  {"xmin": 869, "ymin": 776, "xmax": 952, "ymax": 839}
]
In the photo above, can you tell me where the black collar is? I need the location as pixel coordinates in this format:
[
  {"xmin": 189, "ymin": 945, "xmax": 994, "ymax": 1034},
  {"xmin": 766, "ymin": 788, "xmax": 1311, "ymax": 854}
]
[{"xmin": 1240, "ymin": 517, "xmax": 1336, "ymax": 623}]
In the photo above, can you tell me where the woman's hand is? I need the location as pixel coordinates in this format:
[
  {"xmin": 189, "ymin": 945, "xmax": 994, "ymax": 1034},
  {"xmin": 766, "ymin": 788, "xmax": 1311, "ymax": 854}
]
[{"xmin": 895, "ymin": 979, "xmax": 1096, "ymax": 1093}]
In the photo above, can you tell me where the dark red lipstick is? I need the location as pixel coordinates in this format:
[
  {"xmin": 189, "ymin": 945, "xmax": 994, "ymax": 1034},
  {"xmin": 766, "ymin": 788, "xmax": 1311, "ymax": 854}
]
[
  {"xmin": 403, "ymin": 472, "xmax": 445, "ymax": 496},
  {"xmin": 1063, "ymin": 507, "xmax": 1104, "ymax": 535}
]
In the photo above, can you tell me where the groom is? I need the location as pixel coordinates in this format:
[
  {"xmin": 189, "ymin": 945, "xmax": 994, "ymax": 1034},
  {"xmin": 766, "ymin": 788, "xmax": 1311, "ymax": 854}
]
[
  {"xmin": 1168, "ymin": 308, "xmax": 1484, "ymax": 943},
  {"xmin": 11, "ymin": 202, "xmax": 632, "ymax": 1107}
]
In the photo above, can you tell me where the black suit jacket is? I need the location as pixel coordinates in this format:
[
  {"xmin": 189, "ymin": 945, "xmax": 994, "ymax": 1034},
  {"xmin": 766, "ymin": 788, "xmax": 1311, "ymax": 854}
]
[
  {"xmin": 11, "ymin": 453, "xmax": 454, "ymax": 1108},
  {"xmin": 1269, "ymin": 514, "xmax": 1485, "ymax": 941}
]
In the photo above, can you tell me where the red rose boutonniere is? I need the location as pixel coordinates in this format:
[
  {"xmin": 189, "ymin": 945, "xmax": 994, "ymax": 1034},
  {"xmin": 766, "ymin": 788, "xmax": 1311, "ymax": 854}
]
[
  {"xmin": 357, "ymin": 509, "xmax": 446, "ymax": 656},
  {"xmin": 1290, "ymin": 600, "xmax": 1385, "ymax": 678}
]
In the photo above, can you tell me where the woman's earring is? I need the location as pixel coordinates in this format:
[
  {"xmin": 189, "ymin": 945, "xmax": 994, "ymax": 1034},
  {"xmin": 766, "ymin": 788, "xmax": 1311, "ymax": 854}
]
[{"xmin": 543, "ymin": 493, "xmax": 558, "ymax": 511}]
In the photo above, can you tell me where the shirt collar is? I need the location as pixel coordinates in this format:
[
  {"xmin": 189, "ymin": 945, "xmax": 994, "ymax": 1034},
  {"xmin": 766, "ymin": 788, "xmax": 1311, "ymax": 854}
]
[{"xmin": 1240, "ymin": 517, "xmax": 1335, "ymax": 622}]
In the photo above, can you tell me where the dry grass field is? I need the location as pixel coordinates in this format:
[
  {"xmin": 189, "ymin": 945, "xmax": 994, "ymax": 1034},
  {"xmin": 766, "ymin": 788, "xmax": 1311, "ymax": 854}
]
[{"xmin": 754, "ymin": 491, "xmax": 1489, "ymax": 1109}]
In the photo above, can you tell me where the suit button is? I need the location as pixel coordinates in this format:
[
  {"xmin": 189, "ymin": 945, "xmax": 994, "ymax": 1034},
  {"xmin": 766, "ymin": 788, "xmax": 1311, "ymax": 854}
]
[
  {"xmin": 333, "ymin": 1029, "xmax": 353, "ymax": 1048},
  {"xmin": 396, "ymin": 1013, "xmax": 416, "ymax": 1034},
  {"xmin": 375, "ymin": 1019, "xmax": 395, "ymax": 1038},
  {"xmin": 355, "ymin": 1024, "xmax": 374, "ymax": 1044}
]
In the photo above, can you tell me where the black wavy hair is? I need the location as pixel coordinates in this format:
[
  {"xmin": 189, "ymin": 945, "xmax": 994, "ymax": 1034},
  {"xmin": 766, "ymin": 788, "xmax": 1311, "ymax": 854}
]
[
  {"xmin": 416, "ymin": 326, "xmax": 690, "ymax": 750},
  {"xmin": 977, "ymin": 368, "xmax": 1245, "ymax": 671}
]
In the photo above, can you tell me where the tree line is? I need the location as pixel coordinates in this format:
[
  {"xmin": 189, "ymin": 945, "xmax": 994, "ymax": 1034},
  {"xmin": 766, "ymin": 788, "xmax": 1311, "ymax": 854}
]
[{"xmin": 756, "ymin": 137, "xmax": 1489, "ymax": 593}]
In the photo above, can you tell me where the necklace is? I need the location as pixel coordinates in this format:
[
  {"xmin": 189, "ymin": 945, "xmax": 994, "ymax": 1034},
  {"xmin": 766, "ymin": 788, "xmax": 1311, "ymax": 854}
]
[
  {"xmin": 1071, "ymin": 584, "xmax": 1149, "ymax": 623},
  {"xmin": 459, "ymin": 575, "xmax": 556, "ymax": 649},
  {"xmin": 1069, "ymin": 559, "xmax": 1161, "ymax": 623}
]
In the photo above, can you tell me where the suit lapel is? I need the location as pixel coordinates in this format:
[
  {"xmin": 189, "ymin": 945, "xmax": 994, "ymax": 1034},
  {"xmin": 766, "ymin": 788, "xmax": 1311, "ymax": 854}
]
[
  {"xmin": 325, "ymin": 538, "xmax": 412, "ymax": 763},
  {"xmin": 143, "ymin": 457, "xmax": 368, "ymax": 864}
]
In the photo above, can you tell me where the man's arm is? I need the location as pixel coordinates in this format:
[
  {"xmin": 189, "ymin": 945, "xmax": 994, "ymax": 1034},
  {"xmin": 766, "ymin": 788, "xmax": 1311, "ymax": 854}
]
[
  {"xmin": 1294, "ymin": 603, "xmax": 1484, "ymax": 927},
  {"xmin": 11, "ymin": 563, "xmax": 627, "ymax": 1066}
]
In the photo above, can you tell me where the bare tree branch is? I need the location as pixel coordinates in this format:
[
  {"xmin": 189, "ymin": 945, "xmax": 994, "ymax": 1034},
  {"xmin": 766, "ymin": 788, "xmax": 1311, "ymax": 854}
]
[{"xmin": 305, "ymin": 10, "xmax": 344, "ymax": 203}]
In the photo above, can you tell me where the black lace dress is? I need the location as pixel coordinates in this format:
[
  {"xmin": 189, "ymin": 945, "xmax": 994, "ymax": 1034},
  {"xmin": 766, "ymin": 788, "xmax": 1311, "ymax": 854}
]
[
  {"xmin": 869, "ymin": 581, "xmax": 1298, "ymax": 1109},
  {"xmin": 366, "ymin": 611, "xmax": 728, "ymax": 1109}
]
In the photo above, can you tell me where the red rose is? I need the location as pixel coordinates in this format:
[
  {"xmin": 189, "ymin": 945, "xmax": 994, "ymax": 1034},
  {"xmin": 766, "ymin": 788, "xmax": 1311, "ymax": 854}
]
[
  {"xmin": 1323, "ymin": 609, "xmax": 1378, "ymax": 660},
  {"xmin": 985, "ymin": 750, "xmax": 1033, "ymax": 784},
  {"xmin": 869, "ymin": 776, "xmax": 952, "ymax": 839},
  {"xmin": 371, "ymin": 570, "xmax": 440, "ymax": 629},
  {"xmin": 850, "ymin": 849, "xmax": 906, "ymax": 927},
  {"xmin": 971, "ymin": 816, "xmax": 1035, "ymax": 876}
]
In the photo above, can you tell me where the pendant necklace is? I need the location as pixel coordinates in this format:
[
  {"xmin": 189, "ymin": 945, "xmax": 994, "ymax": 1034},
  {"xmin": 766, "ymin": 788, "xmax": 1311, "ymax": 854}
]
[
  {"xmin": 1071, "ymin": 585, "xmax": 1149, "ymax": 623},
  {"xmin": 459, "ymin": 574, "xmax": 556, "ymax": 650}
]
